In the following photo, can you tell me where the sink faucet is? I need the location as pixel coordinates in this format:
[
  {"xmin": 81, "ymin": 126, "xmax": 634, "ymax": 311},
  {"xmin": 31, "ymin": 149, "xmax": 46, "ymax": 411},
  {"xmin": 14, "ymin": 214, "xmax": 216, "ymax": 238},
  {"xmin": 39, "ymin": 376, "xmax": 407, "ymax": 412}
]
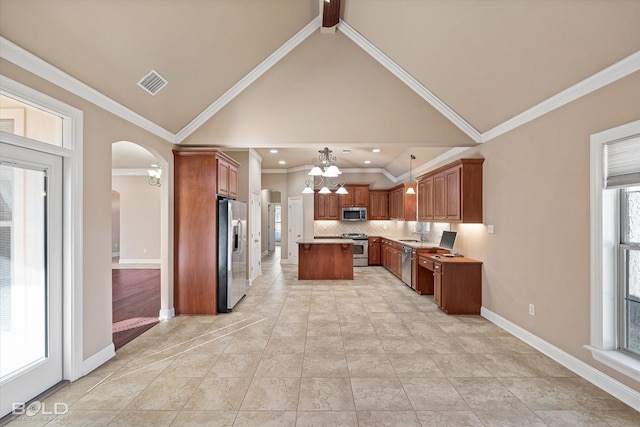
[{"xmin": 411, "ymin": 230, "xmax": 428, "ymax": 242}]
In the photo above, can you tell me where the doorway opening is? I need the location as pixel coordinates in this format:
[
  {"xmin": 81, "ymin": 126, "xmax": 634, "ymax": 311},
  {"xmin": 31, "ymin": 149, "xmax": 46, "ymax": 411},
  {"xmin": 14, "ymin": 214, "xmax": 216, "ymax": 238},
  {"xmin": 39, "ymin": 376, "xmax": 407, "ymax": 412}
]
[
  {"xmin": 111, "ymin": 141, "xmax": 162, "ymax": 350},
  {"xmin": 261, "ymin": 189, "xmax": 281, "ymax": 264}
]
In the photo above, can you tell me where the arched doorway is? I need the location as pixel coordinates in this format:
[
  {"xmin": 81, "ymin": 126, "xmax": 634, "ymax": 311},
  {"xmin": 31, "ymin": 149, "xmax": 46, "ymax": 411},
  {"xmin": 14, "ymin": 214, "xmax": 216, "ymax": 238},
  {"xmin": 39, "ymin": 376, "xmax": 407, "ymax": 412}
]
[{"xmin": 111, "ymin": 141, "xmax": 168, "ymax": 349}]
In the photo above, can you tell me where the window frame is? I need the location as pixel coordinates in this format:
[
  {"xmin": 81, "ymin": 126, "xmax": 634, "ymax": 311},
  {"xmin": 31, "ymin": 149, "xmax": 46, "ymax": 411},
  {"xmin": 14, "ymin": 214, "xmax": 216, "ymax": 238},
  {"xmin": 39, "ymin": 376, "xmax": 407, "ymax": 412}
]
[
  {"xmin": 618, "ymin": 186, "xmax": 640, "ymax": 358},
  {"xmin": 587, "ymin": 120, "xmax": 640, "ymax": 382}
]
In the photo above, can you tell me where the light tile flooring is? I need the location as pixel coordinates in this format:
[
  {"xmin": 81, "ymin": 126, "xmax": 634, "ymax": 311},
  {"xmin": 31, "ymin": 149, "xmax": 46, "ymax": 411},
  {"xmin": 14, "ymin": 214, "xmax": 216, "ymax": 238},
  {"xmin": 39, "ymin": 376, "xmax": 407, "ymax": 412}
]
[{"xmin": 7, "ymin": 252, "xmax": 640, "ymax": 426}]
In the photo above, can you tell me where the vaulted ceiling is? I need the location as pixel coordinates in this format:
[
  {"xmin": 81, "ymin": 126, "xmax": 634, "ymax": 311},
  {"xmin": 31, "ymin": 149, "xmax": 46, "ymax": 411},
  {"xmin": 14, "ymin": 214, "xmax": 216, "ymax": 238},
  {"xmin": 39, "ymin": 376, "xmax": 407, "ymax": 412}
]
[{"xmin": 1, "ymin": 0, "xmax": 639, "ymax": 176}]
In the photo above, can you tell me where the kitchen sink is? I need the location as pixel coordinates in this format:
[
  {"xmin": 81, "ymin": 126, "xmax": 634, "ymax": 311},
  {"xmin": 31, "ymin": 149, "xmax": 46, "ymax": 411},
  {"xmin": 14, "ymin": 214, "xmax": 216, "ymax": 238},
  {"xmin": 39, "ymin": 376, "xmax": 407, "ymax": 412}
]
[{"xmin": 399, "ymin": 239, "xmax": 419, "ymax": 242}]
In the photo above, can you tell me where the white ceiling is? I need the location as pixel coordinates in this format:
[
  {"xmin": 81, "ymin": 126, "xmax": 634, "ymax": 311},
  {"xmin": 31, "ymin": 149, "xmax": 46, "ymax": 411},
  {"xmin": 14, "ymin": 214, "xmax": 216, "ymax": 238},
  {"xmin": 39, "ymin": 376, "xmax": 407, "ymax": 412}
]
[{"xmin": 1, "ymin": 0, "xmax": 638, "ymax": 176}]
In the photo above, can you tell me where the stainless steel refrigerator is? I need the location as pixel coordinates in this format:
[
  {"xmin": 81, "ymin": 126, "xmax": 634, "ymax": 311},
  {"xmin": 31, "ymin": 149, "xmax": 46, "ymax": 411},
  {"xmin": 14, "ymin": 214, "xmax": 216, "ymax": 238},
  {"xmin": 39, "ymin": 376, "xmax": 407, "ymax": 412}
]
[{"xmin": 217, "ymin": 198, "xmax": 247, "ymax": 313}]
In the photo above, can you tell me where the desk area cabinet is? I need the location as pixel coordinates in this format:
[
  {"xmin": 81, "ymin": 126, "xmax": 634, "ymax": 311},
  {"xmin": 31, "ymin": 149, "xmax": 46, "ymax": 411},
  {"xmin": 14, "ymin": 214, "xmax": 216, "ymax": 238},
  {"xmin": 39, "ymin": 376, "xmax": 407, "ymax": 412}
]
[
  {"xmin": 415, "ymin": 254, "xmax": 482, "ymax": 314},
  {"xmin": 417, "ymin": 158, "xmax": 483, "ymax": 223}
]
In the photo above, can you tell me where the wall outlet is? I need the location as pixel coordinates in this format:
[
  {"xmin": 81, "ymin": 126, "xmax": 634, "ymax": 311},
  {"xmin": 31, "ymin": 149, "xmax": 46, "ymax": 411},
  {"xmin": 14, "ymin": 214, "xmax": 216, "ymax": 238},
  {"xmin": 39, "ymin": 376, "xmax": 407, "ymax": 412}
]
[
  {"xmin": 487, "ymin": 224, "xmax": 495, "ymax": 234},
  {"xmin": 529, "ymin": 304, "xmax": 535, "ymax": 316}
]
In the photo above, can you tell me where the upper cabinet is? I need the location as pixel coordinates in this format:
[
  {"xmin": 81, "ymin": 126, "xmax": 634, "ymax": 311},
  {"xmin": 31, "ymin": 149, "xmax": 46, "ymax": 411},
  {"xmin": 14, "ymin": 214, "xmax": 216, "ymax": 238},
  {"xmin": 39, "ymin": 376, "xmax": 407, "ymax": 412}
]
[
  {"xmin": 314, "ymin": 192, "xmax": 339, "ymax": 220},
  {"xmin": 216, "ymin": 155, "xmax": 239, "ymax": 199},
  {"xmin": 340, "ymin": 185, "xmax": 370, "ymax": 209},
  {"xmin": 389, "ymin": 183, "xmax": 416, "ymax": 221},
  {"xmin": 417, "ymin": 158, "xmax": 483, "ymax": 223},
  {"xmin": 369, "ymin": 190, "xmax": 389, "ymax": 220}
]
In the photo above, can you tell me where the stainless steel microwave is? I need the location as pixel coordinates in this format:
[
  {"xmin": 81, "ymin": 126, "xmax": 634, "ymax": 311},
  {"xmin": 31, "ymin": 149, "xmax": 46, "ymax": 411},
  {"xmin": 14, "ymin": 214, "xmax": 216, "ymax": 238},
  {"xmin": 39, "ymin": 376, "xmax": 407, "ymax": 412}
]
[{"xmin": 342, "ymin": 207, "xmax": 367, "ymax": 221}]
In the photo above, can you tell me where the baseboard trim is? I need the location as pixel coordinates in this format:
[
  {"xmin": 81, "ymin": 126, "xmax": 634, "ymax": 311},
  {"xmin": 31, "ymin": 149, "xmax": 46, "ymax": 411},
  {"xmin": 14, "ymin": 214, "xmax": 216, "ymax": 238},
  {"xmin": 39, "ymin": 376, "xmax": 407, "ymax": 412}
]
[
  {"xmin": 481, "ymin": 307, "xmax": 640, "ymax": 411},
  {"xmin": 158, "ymin": 307, "xmax": 175, "ymax": 320},
  {"xmin": 81, "ymin": 343, "xmax": 115, "ymax": 376}
]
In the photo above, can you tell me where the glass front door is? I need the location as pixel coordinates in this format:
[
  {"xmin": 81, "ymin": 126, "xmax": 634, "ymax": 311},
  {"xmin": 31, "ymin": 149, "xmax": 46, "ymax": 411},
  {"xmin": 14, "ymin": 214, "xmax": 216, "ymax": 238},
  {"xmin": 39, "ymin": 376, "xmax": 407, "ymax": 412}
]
[{"xmin": 0, "ymin": 143, "xmax": 62, "ymax": 417}]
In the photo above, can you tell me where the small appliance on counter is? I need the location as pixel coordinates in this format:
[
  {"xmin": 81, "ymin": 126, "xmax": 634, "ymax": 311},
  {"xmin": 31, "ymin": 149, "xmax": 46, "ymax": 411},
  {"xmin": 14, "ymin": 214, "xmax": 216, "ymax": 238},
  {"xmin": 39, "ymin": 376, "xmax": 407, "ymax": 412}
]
[
  {"xmin": 217, "ymin": 198, "xmax": 247, "ymax": 313},
  {"xmin": 341, "ymin": 233, "xmax": 368, "ymax": 266}
]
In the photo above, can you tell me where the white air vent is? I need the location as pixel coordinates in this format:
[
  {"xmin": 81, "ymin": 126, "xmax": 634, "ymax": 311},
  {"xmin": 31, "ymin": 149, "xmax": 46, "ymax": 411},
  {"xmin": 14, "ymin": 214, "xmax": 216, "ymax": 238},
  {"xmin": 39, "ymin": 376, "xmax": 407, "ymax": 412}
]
[
  {"xmin": 137, "ymin": 70, "xmax": 167, "ymax": 96},
  {"xmin": 341, "ymin": 148, "xmax": 352, "ymax": 154}
]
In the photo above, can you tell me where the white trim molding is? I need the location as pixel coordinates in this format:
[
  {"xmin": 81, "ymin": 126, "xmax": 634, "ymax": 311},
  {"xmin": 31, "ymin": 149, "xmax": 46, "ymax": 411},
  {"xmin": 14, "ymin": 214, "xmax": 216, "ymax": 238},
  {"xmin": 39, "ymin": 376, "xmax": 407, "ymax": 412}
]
[
  {"xmin": 482, "ymin": 51, "xmax": 640, "ymax": 142},
  {"xmin": 337, "ymin": 20, "xmax": 482, "ymax": 144},
  {"xmin": 588, "ymin": 120, "xmax": 640, "ymax": 387},
  {"xmin": 0, "ymin": 37, "xmax": 175, "ymax": 144},
  {"xmin": 482, "ymin": 307, "xmax": 640, "ymax": 411},
  {"xmin": 81, "ymin": 344, "xmax": 115, "ymax": 376},
  {"xmin": 159, "ymin": 307, "xmax": 175, "ymax": 320},
  {"xmin": 111, "ymin": 168, "xmax": 148, "ymax": 176},
  {"xmin": 174, "ymin": 16, "xmax": 322, "ymax": 143}
]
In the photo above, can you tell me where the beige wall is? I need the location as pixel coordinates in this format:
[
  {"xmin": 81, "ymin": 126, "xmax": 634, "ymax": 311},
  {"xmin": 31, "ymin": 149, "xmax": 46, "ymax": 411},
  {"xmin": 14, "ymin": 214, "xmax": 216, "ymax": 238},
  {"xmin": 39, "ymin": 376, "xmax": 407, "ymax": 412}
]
[
  {"xmin": 111, "ymin": 191, "xmax": 120, "ymax": 256},
  {"xmin": 111, "ymin": 176, "xmax": 161, "ymax": 261},
  {"xmin": 0, "ymin": 59, "xmax": 175, "ymax": 360},
  {"xmin": 449, "ymin": 71, "xmax": 640, "ymax": 391}
]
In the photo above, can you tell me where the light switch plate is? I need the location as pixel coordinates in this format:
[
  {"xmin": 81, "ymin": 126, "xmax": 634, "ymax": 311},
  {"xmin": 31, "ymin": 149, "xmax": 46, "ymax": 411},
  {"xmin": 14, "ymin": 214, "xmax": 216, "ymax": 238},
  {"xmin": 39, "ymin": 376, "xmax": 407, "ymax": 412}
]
[{"xmin": 487, "ymin": 224, "xmax": 495, "ymax": 234}]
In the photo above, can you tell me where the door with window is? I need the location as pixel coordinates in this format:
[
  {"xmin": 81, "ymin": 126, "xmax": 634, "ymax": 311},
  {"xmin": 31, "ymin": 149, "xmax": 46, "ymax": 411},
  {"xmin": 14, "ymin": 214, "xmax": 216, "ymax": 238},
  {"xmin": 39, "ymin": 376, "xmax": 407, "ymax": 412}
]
[{"xmin": 0, "ymin": 143, "xmax": 62, "ymax": 416}]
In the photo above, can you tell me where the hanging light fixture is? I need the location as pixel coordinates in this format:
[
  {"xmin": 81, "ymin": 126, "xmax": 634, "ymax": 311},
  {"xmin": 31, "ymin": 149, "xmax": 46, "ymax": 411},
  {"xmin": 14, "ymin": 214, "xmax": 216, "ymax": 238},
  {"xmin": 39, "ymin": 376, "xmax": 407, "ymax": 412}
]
[
  {"xmin": 302, "ymin": 147, "xmax": 347, "ymax": 194},
  {"xmin": 406, "ymin": 155, "xmax": 416, "ymax": 195},
  {"xmin": 147, "ymin": 164, "xmax": 162, "ymax": 187}
]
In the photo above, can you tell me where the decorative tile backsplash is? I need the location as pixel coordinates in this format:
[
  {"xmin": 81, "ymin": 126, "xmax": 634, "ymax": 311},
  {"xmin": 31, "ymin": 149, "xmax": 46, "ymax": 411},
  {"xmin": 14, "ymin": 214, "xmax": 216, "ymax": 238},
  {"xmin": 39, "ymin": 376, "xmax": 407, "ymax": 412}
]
[{"xmin": 313, "ymin": 220, "xmax": 450, "ymax": 244}]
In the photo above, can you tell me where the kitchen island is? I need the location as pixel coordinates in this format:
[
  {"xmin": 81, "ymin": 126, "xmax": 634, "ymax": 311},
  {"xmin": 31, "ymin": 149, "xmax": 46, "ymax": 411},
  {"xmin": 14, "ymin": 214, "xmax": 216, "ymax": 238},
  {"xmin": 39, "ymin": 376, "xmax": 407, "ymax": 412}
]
[{"xmin": 297, "ymin": 239, "xmax": 354, "ymax": 280}]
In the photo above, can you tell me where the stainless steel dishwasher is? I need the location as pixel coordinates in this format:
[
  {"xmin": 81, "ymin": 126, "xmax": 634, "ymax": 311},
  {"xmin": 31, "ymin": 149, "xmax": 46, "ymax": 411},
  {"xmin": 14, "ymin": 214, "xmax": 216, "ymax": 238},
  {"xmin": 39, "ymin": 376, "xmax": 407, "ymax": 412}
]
[{"xmin": 401, "ymin": 246, "xmax": 412, "ymax": 286}]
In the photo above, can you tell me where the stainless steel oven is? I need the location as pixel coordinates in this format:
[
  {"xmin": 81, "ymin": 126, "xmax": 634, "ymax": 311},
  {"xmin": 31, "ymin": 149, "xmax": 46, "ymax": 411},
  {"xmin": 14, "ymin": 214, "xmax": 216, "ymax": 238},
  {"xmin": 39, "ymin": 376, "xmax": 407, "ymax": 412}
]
[{"xmin": 342, "ymin": 233, "xmax": 368, "ymax": 267}]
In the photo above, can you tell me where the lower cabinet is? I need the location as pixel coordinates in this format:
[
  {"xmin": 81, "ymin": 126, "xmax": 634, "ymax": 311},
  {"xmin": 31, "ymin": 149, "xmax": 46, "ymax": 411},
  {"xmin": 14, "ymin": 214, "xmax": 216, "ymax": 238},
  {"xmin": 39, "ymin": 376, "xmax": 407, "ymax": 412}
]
[
  {"xmin": 417, "ymin": 254, "xmax": 482, "ymax": 314},
  {"xmin": 368, "ymin": 237, "xmax": 381, "ymax": 265},
  {"xmin": 381, "ymin": 238, "xmax": 402, "ymax": 278}
]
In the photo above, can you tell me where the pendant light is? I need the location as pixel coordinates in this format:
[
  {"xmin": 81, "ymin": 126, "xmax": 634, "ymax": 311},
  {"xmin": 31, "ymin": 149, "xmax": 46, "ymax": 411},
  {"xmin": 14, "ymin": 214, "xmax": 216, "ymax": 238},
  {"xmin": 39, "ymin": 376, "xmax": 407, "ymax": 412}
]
[{"xmin": 406, "ymin": 155, "xmax": 416, "ymax": 194}]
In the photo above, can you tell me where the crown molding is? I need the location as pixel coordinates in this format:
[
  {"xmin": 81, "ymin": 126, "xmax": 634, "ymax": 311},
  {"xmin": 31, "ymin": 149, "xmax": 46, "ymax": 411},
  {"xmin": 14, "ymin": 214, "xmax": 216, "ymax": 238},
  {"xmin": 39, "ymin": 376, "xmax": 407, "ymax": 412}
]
[
  {"xmin": 174, "ymin": 16, "xmax": 322, "ymax": 144},
  {"xmin": 0, "ymin": 36, "xmax": 175, "ymax": 144},
  {"xmin": 481, "ymin": 50, "xmax": 640, "ymax": 142},
  {"xmin": 337, "ymin": 20, "xmax": 482, "ymax": 144}
]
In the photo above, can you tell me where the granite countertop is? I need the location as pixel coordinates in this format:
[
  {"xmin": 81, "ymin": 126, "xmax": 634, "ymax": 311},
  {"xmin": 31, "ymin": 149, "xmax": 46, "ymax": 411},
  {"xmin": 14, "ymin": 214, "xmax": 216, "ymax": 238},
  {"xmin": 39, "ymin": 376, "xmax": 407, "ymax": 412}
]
[
  {"xmin": 312, "ymin": 234, "xmax": 440, "ymax": 250},
  {"xmin": 297, "ymin": 239, "xmax": 354, "ymax": 244},
  {"xmin": 380, "ymin": 237, "xmax": 440, "ymax": 250}
]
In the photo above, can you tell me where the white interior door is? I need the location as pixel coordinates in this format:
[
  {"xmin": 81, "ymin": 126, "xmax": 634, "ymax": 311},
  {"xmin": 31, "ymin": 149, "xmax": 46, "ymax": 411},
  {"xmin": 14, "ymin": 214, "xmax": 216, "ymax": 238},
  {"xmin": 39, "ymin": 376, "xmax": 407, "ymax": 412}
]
[
  {"xmin": 249, "ymin": 191, "xmax": 261, "ymax": 282},
  {"xmin": 288, "ymin": 197, "xmax": 303, "ymax": 265},
  {"xmin": 0, "ymin": 143, "xmax": 62, "ymax": 417}
]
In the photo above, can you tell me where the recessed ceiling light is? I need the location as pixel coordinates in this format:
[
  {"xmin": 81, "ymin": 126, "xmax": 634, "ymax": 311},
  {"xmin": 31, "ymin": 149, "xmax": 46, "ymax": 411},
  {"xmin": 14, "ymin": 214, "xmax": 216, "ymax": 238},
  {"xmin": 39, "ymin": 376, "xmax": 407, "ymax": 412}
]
[
  {"xmin": 372, "ymin": 149, "xmax": 381, "ymax": 153},
  {"xmin": 364, "ymin": 160, "xmax": 371, "ymax": 164},
  {"xmin": 278, "ymin": 160, "xmax": 286, "ymax": 165},
  {"xmin": 270, "ymin": 149, "xmax": 278, "ymax": 153}
]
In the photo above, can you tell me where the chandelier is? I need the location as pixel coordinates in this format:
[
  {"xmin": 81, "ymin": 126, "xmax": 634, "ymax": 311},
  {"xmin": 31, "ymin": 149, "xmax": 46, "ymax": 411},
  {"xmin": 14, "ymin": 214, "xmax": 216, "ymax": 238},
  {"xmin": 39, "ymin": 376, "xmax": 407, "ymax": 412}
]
[
  {"xmin": 302, "ymin": 147, "xmax": 348, "ymax": 194},
  {"xmin": 147, "ymin": 164, "xmax": 162, "ymax": 187}
]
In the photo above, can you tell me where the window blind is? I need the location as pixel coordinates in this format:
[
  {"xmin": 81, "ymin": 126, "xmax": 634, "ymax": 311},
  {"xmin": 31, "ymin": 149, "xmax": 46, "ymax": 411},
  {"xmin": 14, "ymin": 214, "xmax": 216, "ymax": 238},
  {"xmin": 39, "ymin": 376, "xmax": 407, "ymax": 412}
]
[{"xmin": 604, "ymin": 135, "xmax": 640, "ymax": 188}]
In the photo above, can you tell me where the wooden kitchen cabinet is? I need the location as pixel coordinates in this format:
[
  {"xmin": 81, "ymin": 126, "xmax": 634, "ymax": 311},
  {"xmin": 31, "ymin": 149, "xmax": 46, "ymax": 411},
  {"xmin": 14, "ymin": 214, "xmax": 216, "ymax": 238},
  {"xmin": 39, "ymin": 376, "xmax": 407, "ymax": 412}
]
[
  {"xmin": 417, "ymin": 254, "xmax": 482, "ymax": 314},
  {"xmin": 416, "ymin": 158, "xmax": 483, "ymax": 223},
  {"xmin": 381, "ymin": 238, "xmax": 402, "ymax": 278},
  {"xmin": 216, "ymin": 156, "xmax": 239, "ymax": 199},
  {"xmin": 173, "ymin": 148, "xmax": 240, "ymax": 315},
  {"xmin": 314, "ymin": 192, "xmax": 339, "ymax": 220},
  {"xmin": 340, "ymin": 184, "xmax": 370, "ymax": 209},
  {"xmin": 369, "ymin": 190, "xmax": 389, "ymax": 220},
  {"xmin": 417, "ymin": 175, "xmax": 433, "ymax": 221},
  {"xmin": 368, "ymin": 237, "xmax": 381, "ymax": 265},
  {"xmin": 389, "ymin": 183, "xmax": 416, "ymax": 221}
]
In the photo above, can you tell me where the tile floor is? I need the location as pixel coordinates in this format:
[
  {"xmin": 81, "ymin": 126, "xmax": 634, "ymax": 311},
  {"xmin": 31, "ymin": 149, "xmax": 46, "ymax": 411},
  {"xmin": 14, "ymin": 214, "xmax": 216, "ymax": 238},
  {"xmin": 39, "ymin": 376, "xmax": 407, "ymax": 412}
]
[{"xmin": 7, "ymin": 252, "xmax": 640, "ymax": 426}]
